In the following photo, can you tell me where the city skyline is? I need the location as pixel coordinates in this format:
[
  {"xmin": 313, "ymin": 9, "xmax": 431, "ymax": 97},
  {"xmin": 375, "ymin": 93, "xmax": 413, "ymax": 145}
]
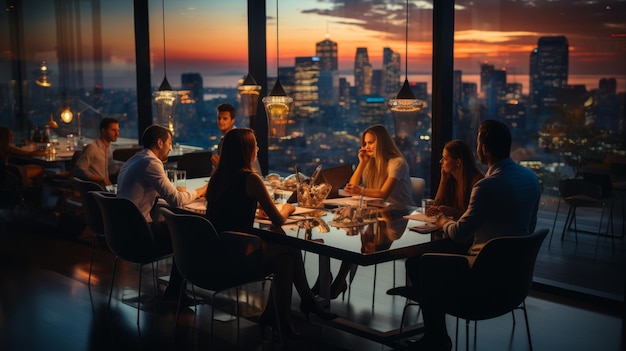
[{"xmin": 14, "ymin": 0, "xmax": 625, "ymax": 91}]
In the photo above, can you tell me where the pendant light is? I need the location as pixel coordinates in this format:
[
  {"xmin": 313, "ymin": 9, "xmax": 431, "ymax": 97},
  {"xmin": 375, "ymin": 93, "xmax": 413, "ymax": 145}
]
[
  {"xmin": 387, "ymin": 0, "xmax": 425, "ymax": 141},
  {"xmin": 238, "ymin": 73, "xmax": 262, "ymax": 130},
  {"xmin": 153, "ymin": 0, "xmax": 177, "ymax": 136},
  {"xmin": 36, "ymin": 60, "xmax": 52, "ymax": 87},
  {"xmin": 262, "ymin": 0, "xmax": 293, "ymax": 138}
]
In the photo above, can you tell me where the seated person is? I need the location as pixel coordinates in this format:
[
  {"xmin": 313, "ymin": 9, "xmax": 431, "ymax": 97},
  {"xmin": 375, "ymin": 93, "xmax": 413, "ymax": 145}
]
[
  {"xmin": 0, "ymin": 126, "xmax": 46, "ymax": 191},
  {"xmin": 318, "ymin": 124, "xmax": 414, "ymax": 299},
  {"xmin": 205, "ymin": 128, "xmax": 336, "ymax": 338},
  {"xmin": 398, "ymin": 120, "xmax": 540, "ymax": 350},
  {"xmin": 116, "ymin": 124, "xmax": 207, "ymax": 300},
  {"xmin": 73, "ymin": 117, "xmax": 121, "ymax": 187},
  {"xmin": 427, "ymin": 139, "xmax": 484, "ymax": 219}
]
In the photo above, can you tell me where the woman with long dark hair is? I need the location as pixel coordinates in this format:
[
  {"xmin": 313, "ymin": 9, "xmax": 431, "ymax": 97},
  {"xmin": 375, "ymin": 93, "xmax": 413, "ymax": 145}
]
[
  {"xmin": 427, "ymin": 139, "xmax": 484, "ymax": 219},
  {"xmin": 205, "ymin": 128, "xmax": 336, "ymax": 338}
]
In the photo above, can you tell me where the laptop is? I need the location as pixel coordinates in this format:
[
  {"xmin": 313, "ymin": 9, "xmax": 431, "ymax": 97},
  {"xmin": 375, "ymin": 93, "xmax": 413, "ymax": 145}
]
[{"xmin": 317, "ymin": 164, "xmax": 354, "ymax": 199}]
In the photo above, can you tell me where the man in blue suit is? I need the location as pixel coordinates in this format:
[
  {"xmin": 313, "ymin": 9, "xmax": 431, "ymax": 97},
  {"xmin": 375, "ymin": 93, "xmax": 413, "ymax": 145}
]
[{"xmin": 395, "ymin": 120, "xmax": 540, "ymax": 350}]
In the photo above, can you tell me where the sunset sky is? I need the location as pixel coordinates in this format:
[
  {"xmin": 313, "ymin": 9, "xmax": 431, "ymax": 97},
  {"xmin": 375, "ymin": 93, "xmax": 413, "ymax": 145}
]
[
  {"xmin": 17, "ymin": 0, "xmax": 626, "ymax": 89},
  {"xmin": 145, "ymin": 0, "xmax": 626, "ymax": 75}
]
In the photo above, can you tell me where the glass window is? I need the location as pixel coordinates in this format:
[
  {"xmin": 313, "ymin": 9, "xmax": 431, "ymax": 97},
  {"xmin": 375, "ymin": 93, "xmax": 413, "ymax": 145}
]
[
  {"xmin": 150, "ymin": 1, "xmax": 247, "ymax": 150},
  {"xmin": 1, "ymin": 0, "xmax": 137, "ymax": 145},
  {"xmin": 264, "ymin": 0, "xmax": 434, "ymax": 184}
]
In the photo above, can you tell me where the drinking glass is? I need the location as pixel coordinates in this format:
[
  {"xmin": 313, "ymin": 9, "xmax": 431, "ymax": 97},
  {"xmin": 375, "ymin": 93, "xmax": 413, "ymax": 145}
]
[
  {"xmin": 422, "ymin": 198, "xmax": 434, "ymax": 214},
  {"xmin": 167, "ymin": 169, "xmax": 187, "ymax": 191}
]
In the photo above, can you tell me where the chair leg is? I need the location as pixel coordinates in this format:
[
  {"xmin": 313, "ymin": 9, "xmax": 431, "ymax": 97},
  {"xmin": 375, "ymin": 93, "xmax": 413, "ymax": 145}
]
[
  {"xmin": 473, "ymin": 320, "xmax": 477, "ymax": 349},
  {"xmin": 236, "ymin": 287, "xmax": 241, "ymax": 348},
  {"xmin": 465, "ymin": 319, "xmax": 470, "ymax": 351},
  {"xmin": 87, "ymin": 234, "xmax": 98, "ymax": 287},
  {"xmin": 372, "ymin": 264, "xmax": 377, "ymax": 308},
  {"xmin": 561, "ymin": 206, "xmax": 573, "ymax": 240},
  {"xmin": 549, "ymin": 198, "xmax": 562, "ymax": 249},
  {"xmin": 455, "ymin": 317, "xmax": 459, "ymax": 351},
  {"xmin": 137, "ymin": 264, "xmax": 143, "ymax": 327},
  {"xmin": 173, "ymin": 280, "xmax": 187, "ymax": 337},
  {"xmin": 393, "ymin": 259, "xmax": 396, "ymax": 287},
  {"xmin": 210, "ymin": 290, "xmax": 218, "ymax": 349},
  {"xmin": 108, "ymin": 256, "xmax": 119, "ymax": 309},
  {"xmin": 521, "ymin": 301, "xmax": 533, "ymax": 351},
  {"xmin": 397, "ymin": 301, "xmax": 420, "ymax": 346},
  {"xmin": 594, "ymin": 206, "xmax": 606, "ymax": 260}
]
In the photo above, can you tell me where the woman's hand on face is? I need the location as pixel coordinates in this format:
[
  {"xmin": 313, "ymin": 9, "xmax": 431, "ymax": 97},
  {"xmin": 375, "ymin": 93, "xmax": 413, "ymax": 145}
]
[{"xmin": 357, "ymin": 147, "xmax": 370, "ymax": 163}]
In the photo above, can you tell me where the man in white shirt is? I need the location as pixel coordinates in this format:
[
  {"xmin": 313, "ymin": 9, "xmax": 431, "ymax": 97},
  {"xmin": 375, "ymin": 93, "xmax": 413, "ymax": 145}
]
[
  {"xmin": 73, "ymin": 117, "xmax": 120, "ymax": 187},
  {"xmin": 117, "ymin": 124, "xmax": 207, "ymax": 300}
]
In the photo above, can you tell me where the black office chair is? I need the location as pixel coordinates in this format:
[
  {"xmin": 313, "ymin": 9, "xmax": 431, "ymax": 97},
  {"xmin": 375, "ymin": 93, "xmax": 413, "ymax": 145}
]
[
  {"xmin": 176, "ymin": 150, "xmax": 213, "ymax": 178},
  {"xmin": 160, "ymin": 207, "xmax": 281, "ymax": 347},
  {"xmin": 93, "ymin": 192, "xmax": 173, "ymax": 326},
  {"xmin": 396, "ymin": 229, "xmax": 548, "ymax": 351},
  {"xmin": 112, "ymin": 146, "xmax": 142, "ymax": 162},
  {"xmin": 72, "ymin": 177, "xmax": 107, "ymax": 286},
  {"xmin": 0, "ymin": 164, "xmax": 28, "ymax": 223},
  {"xmin": 550, "ymin": 173, "xmax": 615, "ymax": 259}
]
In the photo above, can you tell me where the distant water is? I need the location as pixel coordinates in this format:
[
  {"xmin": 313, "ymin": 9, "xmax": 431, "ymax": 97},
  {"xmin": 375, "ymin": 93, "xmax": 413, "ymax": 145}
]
[{"xmin": 202, "ymin": 73, "xmax": 626, "ymax": 96}]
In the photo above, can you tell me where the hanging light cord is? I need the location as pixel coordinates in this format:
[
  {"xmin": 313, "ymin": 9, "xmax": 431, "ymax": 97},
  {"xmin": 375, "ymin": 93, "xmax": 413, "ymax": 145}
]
[
  {"xmin": 276, "ymin": 0, "xmax": 280, "ymax": 77},
  {"xmin": 162, "ymin": 0, "xmax": 167, "ymax": 77},
  {"xmin": 404, "ymin": 0, "xmax": 409, "ymax": 80}
]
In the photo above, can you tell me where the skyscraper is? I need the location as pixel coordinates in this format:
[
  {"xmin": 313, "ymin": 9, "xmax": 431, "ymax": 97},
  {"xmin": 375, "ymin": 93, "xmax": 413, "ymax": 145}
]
[
  {"xmin": 315, "ymin": 36, "xmax": 338, "ymax": 71},
  {"xmin": 294, "ymin": 56, "xmax": 320, "ymax": 118},
  {"xmin": 316, "ymin": 36, "xmax": 339, "ymax": 106},
  {"xmin": 181, "ymin": 73, "xmax": 204, "ymax": 103},
  {"xmin": 382, "ymin": 47, "xmax": 401, "ymax": 98},
  {"xmin": 529, "ymin": 36, "xmax": 569, "ymax": 117},
  {"xmin": 354, "ymin": 48, "xmax": 372, "ymax": 96}
]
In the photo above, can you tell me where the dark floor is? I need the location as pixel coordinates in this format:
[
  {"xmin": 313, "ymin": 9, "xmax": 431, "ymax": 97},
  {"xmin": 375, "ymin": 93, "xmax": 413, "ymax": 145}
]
[{"xmin": 0, "ymin": 193, "xmax": 624, "ymax": 351}]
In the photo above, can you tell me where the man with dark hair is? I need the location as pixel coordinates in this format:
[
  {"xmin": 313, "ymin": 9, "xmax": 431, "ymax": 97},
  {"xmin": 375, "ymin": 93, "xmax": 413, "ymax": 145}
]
[
  {"xmin": 74, "ymin": 117, "xmax": 120, "ymax": 186},
  {"xmin": 393, "ymin": 120, "xmax": 540, "ymax": 350},
  {"xmin": 211, "ymin": 102, "xmax": 263, "ymax": 174},
  {"xmin": 211, "ymin": 102, "xmax": 237, "ymax": 167},
  {"xmin": 117, "ymin": 124, "xmax": 207, "ymax": 300}
]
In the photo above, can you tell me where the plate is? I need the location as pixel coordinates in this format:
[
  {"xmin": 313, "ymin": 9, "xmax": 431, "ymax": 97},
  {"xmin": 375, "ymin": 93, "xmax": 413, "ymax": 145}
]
[{"xmin": 327, "ymin": 218, "xmax": 377, "ymax": 228}]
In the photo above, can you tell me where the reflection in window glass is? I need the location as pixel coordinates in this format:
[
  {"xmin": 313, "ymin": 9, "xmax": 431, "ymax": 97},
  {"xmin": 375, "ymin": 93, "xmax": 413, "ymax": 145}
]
[
  {"xmin": 263, "ymin": 0, "xmax": 433, "ymax": 183},
  {"xmin": 453, "ymin": 1, "xmax": 626, "ymax": 193},
  {"xmin": 149, "ymin": 1, "xmax": 247, "ymax": 150},
  {"xmin": 1, "ymin": 0, "xmax": 137, "ymax": 144}
]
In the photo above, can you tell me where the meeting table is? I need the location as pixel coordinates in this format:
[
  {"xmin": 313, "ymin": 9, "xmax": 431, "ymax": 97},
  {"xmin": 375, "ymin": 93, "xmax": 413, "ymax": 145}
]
[{"xmin": 182, "ymin": 177, "xmax": 442, "ymax": 346}]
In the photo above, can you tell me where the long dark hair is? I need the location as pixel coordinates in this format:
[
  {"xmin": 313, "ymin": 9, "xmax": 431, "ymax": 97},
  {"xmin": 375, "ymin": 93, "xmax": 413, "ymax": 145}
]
[
  {"xmin": 207, "ymin": 128, "xmax": 256, "ymax": 205},
  {"xmin": 443, "ymin": 139, "xmax": 483, "ymax": 210}
]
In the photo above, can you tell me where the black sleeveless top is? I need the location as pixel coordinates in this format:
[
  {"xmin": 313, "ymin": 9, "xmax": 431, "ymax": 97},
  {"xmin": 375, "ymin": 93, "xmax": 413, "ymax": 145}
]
[{"xmin": 205, "ymin": 170, "xmax": 257, "ymax": 234}]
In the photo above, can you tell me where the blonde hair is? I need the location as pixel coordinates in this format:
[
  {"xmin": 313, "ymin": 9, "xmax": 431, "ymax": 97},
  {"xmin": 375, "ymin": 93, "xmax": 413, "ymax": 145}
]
[{"xmin": 361, "ymin": 125, "xmax": 404, "ymax": 189}]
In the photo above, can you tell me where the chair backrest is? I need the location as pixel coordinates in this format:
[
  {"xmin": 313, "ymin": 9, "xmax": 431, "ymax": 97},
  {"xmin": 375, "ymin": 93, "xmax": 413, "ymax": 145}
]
[
  {"xmin": 410, "ymin": 177, "xmax": 425, "ymax": 205},
  {"xmin": 112, "ymin": 147, "xmax": 142, "ymax": 162},
  {"xmin": 160, "ymin": 207, "xmax": 264, "ymax": 291},
  {"xmin": 578, "ymin": 171, "xmax": 613, "ymax": 198},
  {"xmin": 92, "ymin": 192, "xmax": 159, "ymax": 264},
  {"xmin": 319, "ymin": 164, "xmax": 354, "ymax": 198},
  {"xmin": 559, "ymin": 178, "xmax": 602, "ymax": 199},
  {"xmin": 446, "ymin": 228, "xmax": 549, "ymax": 321},
  {"xmin": 72, "ymin": 177, "xmax": 106, "ymax": 235},
  {"xmin": 0, "ymin": 164, "xmax": 23, "ymax": 208},
  {"xmin": 176, "ymin": 151, "xmax": 213, "ymax": 178}
]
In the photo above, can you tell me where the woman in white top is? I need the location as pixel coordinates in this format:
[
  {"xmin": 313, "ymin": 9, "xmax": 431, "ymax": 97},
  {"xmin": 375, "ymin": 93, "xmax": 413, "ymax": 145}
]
[{"xmin": 314, "ymin": 124, "xmax": 415, "ymax": 299}]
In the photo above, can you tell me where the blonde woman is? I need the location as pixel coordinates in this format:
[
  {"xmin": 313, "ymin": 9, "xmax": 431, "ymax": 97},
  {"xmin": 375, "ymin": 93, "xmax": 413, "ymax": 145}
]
[{"xmin": 316, "ymin": 124, "xmax": 414, "ymax": 299}]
